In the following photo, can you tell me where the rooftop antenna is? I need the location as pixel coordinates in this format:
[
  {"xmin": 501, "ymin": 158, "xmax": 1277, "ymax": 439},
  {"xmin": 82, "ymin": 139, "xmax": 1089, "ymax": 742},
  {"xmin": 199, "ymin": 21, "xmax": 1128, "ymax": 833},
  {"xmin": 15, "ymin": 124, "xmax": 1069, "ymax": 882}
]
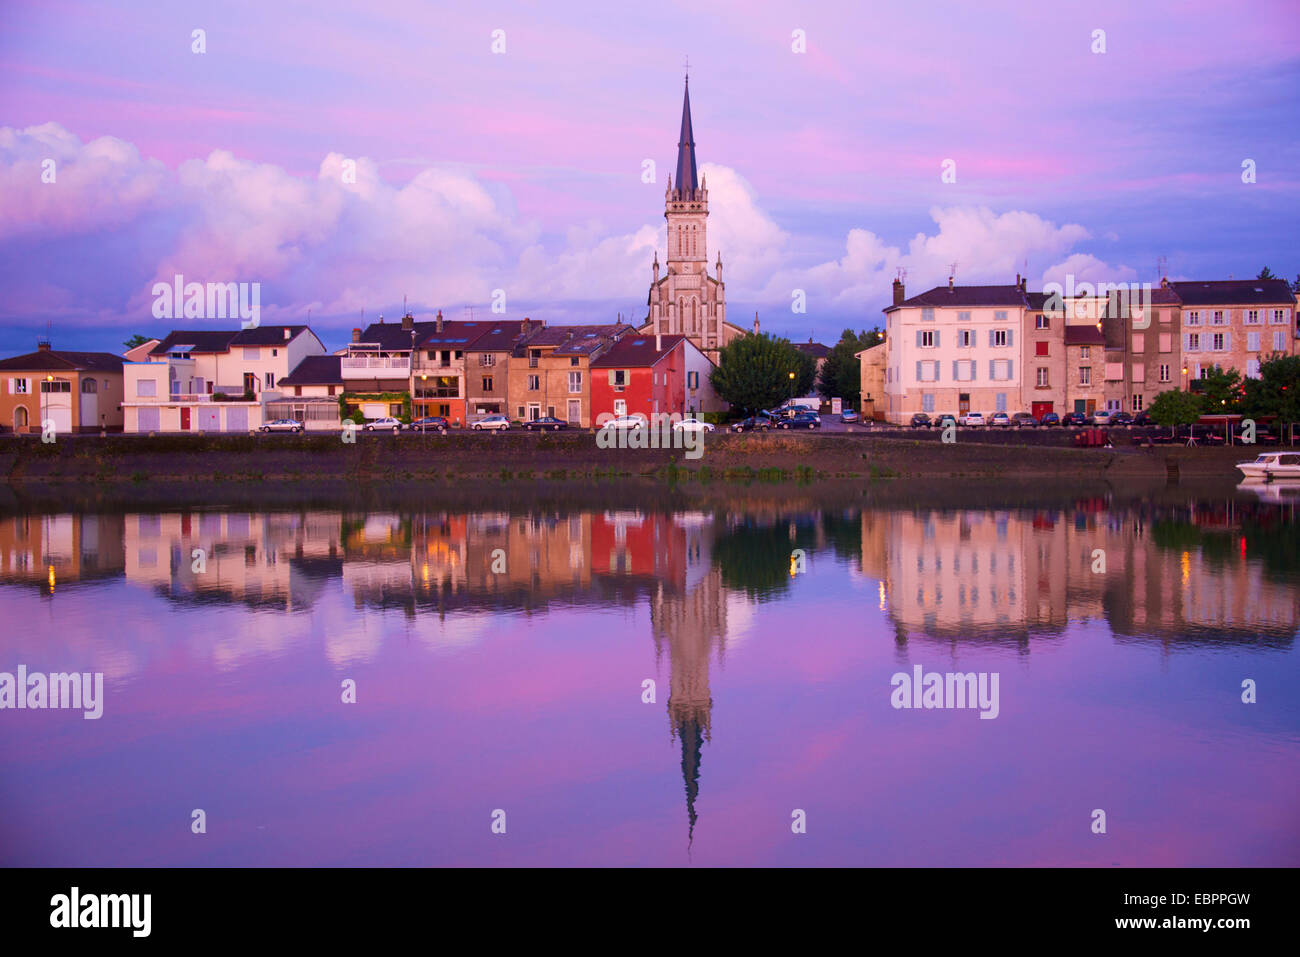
[
  {"xmin": 1157, "ymin": 255, "xmax": 1167, "ymax": 281},
  {"xmin": 895, "ymin": 266, "xmax": 907, "ymax": 283},
  {"xmin": 949, "ymin": 261, "xmax": 959, "ymax": 281},
  {"xmin": 683, "ymin": 54, "xmax": 690, "ymax": 80},
  {"xmin": 403, "ymin": 295, "xmax": 407, "ymax": 315}
]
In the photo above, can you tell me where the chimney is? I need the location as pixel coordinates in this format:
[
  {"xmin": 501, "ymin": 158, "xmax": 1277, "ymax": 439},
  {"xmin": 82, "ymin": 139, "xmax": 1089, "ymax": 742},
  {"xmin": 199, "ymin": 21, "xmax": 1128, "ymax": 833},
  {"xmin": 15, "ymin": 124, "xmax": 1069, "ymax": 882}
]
[
  {"xmin": 435, "ymin": 309, "xmax": 444, "ymax": 334},
  {"xmin": 1020, "ymin": 276, "xmax": 1027, "ymax": 292},
  {"xmin": 1015, "ymin": 273, "xmax": 1021, "ymax": 288},
  {"xmin": 1160, "ymin": 276, "xmax": 1169, "ymax": 289},
  {"xmin": 283, "ymin": 327, "xmax": 291, "ymax": 340},
  {"xmin": 656, "ymin": 332, "xmax": 662, "ymax": 351},
  {"xmin": 521, "ymin": 317, "xmax": 531, "ymax": 335},
  {"xmin": 892, "ymin": 278, "xmax": 905, "ymax": 306},
  {"xmin": 351, "ymin": 328, "xmax": 361, "ymax": 343},
  {"xmin": 37, "ymin": 340, "xmax": 51, "ymax": 352},
  {"xmin": 948, "ymin": 275, "xmax": 954, "ymax": 291},
  {"xmin": 401, "ymin": 312, "xmax": 413, "ymax": 331}
]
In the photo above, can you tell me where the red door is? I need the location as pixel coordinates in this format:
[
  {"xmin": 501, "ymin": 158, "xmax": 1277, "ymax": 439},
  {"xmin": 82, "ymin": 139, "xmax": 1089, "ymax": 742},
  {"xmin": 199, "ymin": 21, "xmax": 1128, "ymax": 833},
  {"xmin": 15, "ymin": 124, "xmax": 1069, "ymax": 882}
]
[
  {"xmin": 1031, "ymin": 401, "xmax": 1053, "ymax": 419},
  {"xmin": 180, "ymin": 407, "xmax": 191, "ymax": 430}
]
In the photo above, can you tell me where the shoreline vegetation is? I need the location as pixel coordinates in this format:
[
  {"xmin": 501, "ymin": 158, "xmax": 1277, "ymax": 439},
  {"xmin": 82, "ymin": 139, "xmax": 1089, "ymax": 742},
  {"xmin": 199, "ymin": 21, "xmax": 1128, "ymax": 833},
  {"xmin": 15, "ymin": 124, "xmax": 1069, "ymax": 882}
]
[{"xmin": 0, "ymin": 432, "xmax": 1258, "ymax": 503}]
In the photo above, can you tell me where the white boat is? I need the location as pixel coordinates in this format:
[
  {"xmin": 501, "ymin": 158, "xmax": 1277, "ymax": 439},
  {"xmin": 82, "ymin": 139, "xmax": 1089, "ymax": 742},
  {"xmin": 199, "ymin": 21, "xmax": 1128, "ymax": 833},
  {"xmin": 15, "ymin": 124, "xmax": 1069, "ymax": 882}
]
[{"xmin": 1236, "ymin": 452, "xmax": 1300, "ymax": 480}]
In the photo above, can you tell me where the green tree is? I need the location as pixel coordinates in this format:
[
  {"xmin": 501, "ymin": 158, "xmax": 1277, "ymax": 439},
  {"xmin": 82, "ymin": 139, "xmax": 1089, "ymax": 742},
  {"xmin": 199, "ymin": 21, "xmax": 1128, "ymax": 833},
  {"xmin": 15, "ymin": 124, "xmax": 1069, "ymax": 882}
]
[
  {"xmin": 123, "ymin": 334, "xmax": 151, "ymax": 350},
  {"xmin": 816, "ymin": 327, "xmax": 885, "ymax": 402},
  {"xmin": 1241, "ymin": 354, "xmax": 1300, "ymax": 425},
  {"xmin": 1148, "ymin": 389, "xmax": 1203, "ymax": 426},
  {"xmin": 1257, "ymin": 266, "xmax": 1276, "ymax": 280},
  {"xmin": 1193, "ymin": 365, "xmax": 1244, "ymax": 412},
  {"xmin": 711, "ymin": 333, "xmax": 814, "ymax": 414},
  {"xmin": 1291, "ymin": 274, "xmax": 1300, "ymax": 294}
]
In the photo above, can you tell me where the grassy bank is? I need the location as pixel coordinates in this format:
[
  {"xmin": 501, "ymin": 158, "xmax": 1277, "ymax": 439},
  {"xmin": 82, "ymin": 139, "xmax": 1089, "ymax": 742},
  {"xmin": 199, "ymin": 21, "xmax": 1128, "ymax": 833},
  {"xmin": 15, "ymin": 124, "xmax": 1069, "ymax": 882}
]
[{"xmin": 0, "ymin": 430, "xmax": 1258, "ymax": 488}]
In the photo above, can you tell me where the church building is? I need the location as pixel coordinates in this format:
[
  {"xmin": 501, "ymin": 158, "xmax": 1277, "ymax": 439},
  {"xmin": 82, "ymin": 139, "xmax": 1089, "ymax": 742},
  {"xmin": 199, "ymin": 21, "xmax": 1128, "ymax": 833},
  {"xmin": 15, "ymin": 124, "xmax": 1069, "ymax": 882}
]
[{"xmin": 639, "ymin": 76, "xmax": 749, "ymax": 365}]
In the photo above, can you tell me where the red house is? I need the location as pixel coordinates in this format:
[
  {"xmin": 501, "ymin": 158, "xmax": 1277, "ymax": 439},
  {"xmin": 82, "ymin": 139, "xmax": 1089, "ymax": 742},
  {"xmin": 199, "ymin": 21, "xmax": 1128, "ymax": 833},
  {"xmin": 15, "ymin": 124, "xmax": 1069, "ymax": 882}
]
[{"xmin": 590, "ymin": 334, "xmax": 687, "ymax": 423}]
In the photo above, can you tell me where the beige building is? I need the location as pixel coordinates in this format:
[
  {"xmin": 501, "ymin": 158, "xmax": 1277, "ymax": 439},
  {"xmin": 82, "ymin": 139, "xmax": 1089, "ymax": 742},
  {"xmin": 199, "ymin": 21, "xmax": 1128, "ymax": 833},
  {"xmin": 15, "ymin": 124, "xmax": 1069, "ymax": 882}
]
[
  {"xmin": 508, "ymin": 321, "xmax": 629, "ymax": 425},
  {"xmin": 856, "ymin": 341, "xmax": 887, "ymax": 420},
  {"xmin": 1173, "ymin": 278, "xmax": 1296, "ymax": 389},
  {"xmin": 0, "ymin": 342, "xmax": 124, "ymax": 434}
]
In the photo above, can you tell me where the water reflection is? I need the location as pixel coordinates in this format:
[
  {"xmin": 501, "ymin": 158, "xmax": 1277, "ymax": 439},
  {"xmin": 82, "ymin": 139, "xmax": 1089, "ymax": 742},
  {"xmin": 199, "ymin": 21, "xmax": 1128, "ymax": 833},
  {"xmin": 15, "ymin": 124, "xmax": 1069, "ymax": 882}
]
[{"xmin": 1, "ymin": 488, "xmax": 1297, "ymax": 865}]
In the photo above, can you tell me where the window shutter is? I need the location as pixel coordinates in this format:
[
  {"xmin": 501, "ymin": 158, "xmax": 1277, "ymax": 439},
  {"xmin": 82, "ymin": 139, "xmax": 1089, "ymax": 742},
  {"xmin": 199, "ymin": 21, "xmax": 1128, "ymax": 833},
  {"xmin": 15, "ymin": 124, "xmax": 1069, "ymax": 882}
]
[
  {"xmin": 933, "ymin": 331, "xmax": 940, "ymax": 349},
  {"xmin": 915, "ymin": 360, "xmax": 922, "ymax": 381},
  {"xmin": 915, "ymin": 330, "xmax": 923, "ymax": 348},
  {"xmin": 952, "ymin": 360, "xmax": 959, "ymax": 381},
  {"xmin": 608, "ymin": 370, "xmax": 616, "ymax": 385},
  {"xmin": 1006, "ymin": 329, "xmax": 1014, "ymax": 348},
  {"xmin": 1007, "ymin": 360, "xmax": 1014, "ymax": 380},
  {"xmin": 988, "ymin": 329, "xmax": 995, "ymax": 348},
  {"xmin": 1224, "ymin": 332, "xmax": 1231, "ymax": 352},
  {"xmin": 988, "ymin": 360, "xmax": 995, "ymax": 379}
]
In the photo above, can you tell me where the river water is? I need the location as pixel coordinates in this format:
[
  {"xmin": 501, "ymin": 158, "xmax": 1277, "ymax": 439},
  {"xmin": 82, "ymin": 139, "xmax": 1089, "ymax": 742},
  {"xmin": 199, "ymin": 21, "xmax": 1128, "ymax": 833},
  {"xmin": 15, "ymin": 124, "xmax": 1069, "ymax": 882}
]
[{"xmin": 2, "ymin": 481, "xmax": 1297, "ymax": 865}]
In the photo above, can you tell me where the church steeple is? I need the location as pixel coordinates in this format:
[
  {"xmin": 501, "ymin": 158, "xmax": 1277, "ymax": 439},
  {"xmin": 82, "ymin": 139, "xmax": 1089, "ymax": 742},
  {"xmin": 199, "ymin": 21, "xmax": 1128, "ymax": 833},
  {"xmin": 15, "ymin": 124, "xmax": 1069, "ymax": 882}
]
[{"xmin": 674, "ymin": 76, "xmax": 698, "ymax": 197}]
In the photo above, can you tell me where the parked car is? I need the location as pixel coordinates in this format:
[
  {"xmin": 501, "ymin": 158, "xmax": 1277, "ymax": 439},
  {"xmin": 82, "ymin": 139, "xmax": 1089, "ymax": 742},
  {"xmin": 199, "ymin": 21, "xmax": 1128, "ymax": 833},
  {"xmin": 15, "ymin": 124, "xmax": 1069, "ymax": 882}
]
[
  {"xmin": 840, "ymin": 410, "xmax": 860, "ymax": 424},
  {"xmin": 601, "ymin": 413, "xmax": 649, "ymax": 431},
  {"xmin": 1133, "ymin": 411, "xmax": 1153, "ymax": 427},
  {"xmin": 1110, "ymin": 411, "xmax": 1135, "ymax": 427},
  {"xmin": 1012, "ymin": 412, "xmax": 1039, "ymax": 428},
  {"xmin": 1061, "ymin": 411, "xmax": 1088, "ymax": 427},
  {"xmin": 959, "ymin": 411, "xmax": 985, "ymax": 427},
  {"xmin": 471, "ymin": 414, "xmax": 511, "ymax": 431},
  {"xmin": 934, "ymin": 413, "xmax": 957, "ymax": 430},
  {"xmin": 672, "ymin": 418, "xmax": 715, "ymax": 434},
  {"xmin": 910, "ymin": 413, "xmax": 932, "ymax": 429},
  {"xmin": 407, "ymin": 415, "xmax": 449, "ymax": 433},
  {"xmin": 1090, "ymin": 409, "xmax": 1115, "ymax": 426},
  {"xmin": 730, "ymin": 415, "xmax": 772, "ymax": 433},
  {"xmin": 990, "ymin": 412, "xmax": 1011, "ymax": 428},
  {"xmin": 364, "ymin": 416, "xmax": 403, "ymax": 433},
  {"xmin": 524, "ymin": 416, "xmax": 568, "ymax": 432},
  {"xmin": 776, "ymin": 411, "xmax": 821, "ymax": 430},
  {"xmin": 1039, "ymin": 412, "xmax": 1061, "ymax": 427},
  {"xmin": 259, "ymin": 418, "xmax": 303, "ymax": 433}
]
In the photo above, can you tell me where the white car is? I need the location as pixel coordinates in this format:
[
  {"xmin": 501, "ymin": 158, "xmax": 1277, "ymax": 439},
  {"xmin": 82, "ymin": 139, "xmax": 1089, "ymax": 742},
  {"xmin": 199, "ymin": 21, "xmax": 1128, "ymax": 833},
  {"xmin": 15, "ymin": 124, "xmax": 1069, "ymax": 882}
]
[
  {"xmin": 1090, "ymin": 409, "xmax": 1115, "ymax": 426},
  {"xmin": 601, "ymin": 414, "xmax": 649, "ymax": 430},
  {"xmin": 364, "ymin": 416, "xmax": 403, "ymax": 432},
  {"xmin": 672, "ymin": 418, "xmax": 714, "ymax": 434},
  {"xmin": 959, "ymin": 412, "xmax": 985, "ymax": 427},
  {"xmin": 259, "ymin": 418, "xmax": 303, "ymax": 433},
  {"xmin": 471, "ymin": 414, "xmax": 511, "ymax": 431}
]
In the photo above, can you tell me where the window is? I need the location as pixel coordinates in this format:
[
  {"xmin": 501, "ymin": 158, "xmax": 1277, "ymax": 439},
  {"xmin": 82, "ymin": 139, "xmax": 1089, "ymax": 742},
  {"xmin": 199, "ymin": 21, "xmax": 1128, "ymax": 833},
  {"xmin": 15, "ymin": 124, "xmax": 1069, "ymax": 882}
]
[
  {"xmin": 951, "ymin": 359, "xmax": 976, "ymax": 381},
  {"xmin": 570, "ymin": 356, "xmax": 580, "ymax": 367},
  {"xmin": 1186, "ymin": 310, "xmax": 1201, "ymax": 326},
  {"xmin": 958, "ymin": 330, "xmax": 973, "ymax": 348},
  {"xmin": 1035, "ymin": 314, "xmax": 1049, "ymax": 330},
  {"xmin": 1036, "ymin": 368, "xmax": 1049, "ymax": 387},
  {"xmin": 921, "ymin": 394, "xmax": 935, "ymax": 412},
  {"xmin": 1159, "ymin": 363, "xmax": 1170, "ymax": 383},
  {"xmin": 1271, "ymin": 309, "xmax": 1290, "ymax": 325},
  {"xmin": 1105, "ymin": 362, "xmax": 1123, "ymax": 381},
  {"xmin": 242, "ymin": 347, "xmax": 259, "ymax": 359},
  {"xmin": 1159, "ymin": 333, "xmax": 1172, "ymax": 352},
  {"xmin": 1106, "ymin": 398, "xmax": 1121, "ymax": 412},
  {"xmin": 293, "ymin": 386, "xmax": 302, "ymax": 396},
  {"xmin": 10, "ymin": 377, "xmax": 29, "ymax": 394},
  {"xmin": 528, "ymin": 349, "xmax": 540, "ymax": 368},
  {"xmin": 1211, "ymin": 333, "xmax": 1225, "ymax": 352},
  {"xmin": 480, "ymin": 353, "xmax": 496, "ymax": 367},
  {"xmin": 688, "ymin": 371, "xmax": 699, "ymax": 389},
  {"xmin": 1131, "ymin": 363, "xmax": 1144, "ymax": 382},
  {"xmin": 81, "ymin": 379, "xmax": 97, "ymax": 393},
  {"xmin": 482, "ymin": 376, "xmax": 494, "ymax": 392},
  {"xmin": 568, "ymin": 372, "xmax": 582, "ymax": 393},
  {"xmin": 988, "ymin": 359, "xmax": 1013, "ymax": 381},
  {"xmin": 920, "ymin": 330, "xmax": 935, "ymax": 348},
  {"xmin": 137, "ymin": 379, "xmax": 157, "ymax": 397},
  {"xmin": 921, "ymin": 308, "xmax": 935, "ymax": 322},
  {"xmin": 611, "ymin": 370, "xmax": 626, "ymax": 391},
  {"xmin": 1035, "ymin": 341, "xmax": 1049, "ymax": 357},
  {"xmin": 1079, "ymin": 367, "xmax": 1092, "ymax": 386},
  {"xmin": 1245, "ymin": 310, "xmax": 1260, "ymax": 325},
  {"xmin": 957, "ymin": 311, "xmax": 971, "ymax": 322},
  {"xmin": 1248, "ymin": 331, "xmax": 1260, "ymax": 352},
  {"xmin": 1132, "ymin": 394, "xmax": 1144, "ymax": 411},
  {"xmin": 916, "ymin": 360, "xmax": 940, "ymax": 382},
  {"xmin": 1247, "ymin": 359, "xmax": 1261, "ymax": 378},
  {"xmin": 264, "ymin": 372, "xmax": 275, "ymax": 388},
  {"xmin": 992, "ymin": 329, "xmax": 1009, "ymax": 347},
  {"xmin": 1186, "ymin": 333, "xmax": 1200, "ymax": 352},
  {"xmin": 1275, "ymin": 330, "xmax": 1287, "ymax": 351},
  {"xmin": 1131, "ymin": 333, "xmax": 1144, "ymax": 352},
  {"xmin": 994, "ymin": 310, "xmax": 1008, "ymax": 321},
  {"xmin": 272, "ymin": 349, "xmax": 278, "ymax": 357},
  {"xmin": 1080, "ymin": 346, "xmax": 1090, "ymax": 360},
  {"xmin": 1211, "ymin": 310, "xmax": 1226, "ymax": 325},
  {"xmin": 1159, "ymin": 309, "xmax": 1171, "ymax": 324},
  {"xmin": 527, "ymin": 375, "xmax": 540, "ymax": 391},
  {"xmin": 40, "ymin": 380, "xmax": 71, "ymax": 393}
]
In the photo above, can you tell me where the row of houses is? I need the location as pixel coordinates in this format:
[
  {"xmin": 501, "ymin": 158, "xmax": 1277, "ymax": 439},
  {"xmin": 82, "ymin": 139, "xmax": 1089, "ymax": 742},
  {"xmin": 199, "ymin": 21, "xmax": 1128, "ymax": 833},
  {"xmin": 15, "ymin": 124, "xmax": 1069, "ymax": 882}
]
[
  {"xmin": 0, "ymin": 312, "xmax": 724, "ymax": 434},
  {"xmin": 859, "ymin": 276, "xmax": 1299, "ymax": 423}
]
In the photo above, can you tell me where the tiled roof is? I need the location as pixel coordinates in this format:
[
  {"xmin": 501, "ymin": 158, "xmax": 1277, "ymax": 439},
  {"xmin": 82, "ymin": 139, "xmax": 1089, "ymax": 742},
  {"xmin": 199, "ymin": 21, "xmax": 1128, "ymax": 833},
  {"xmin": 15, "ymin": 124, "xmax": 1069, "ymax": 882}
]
[
  {"xmin": 0, "ymin": 349, "xmax": 124, "ymax": 372},
  {"xmin": 892, "ymin": 284, "xmax": 1028, "ymax": 309},
  {"xmin": 278, "ymin": 355, "xmax": 342, "ymax": 386},
  {"xmin": 512, "ymin": 323, "xmax": 627, "ymax": 357},
  {"xmin": 1169, "ymin": 279, "xmax": 1296, "ymax": 306},
  {"xmin": 464, "ymin": 324, "xmax": 533, "ymax": 352},
  {"xmin": 794, "ymin": 341, "xmax": 831, "ymax": 358},
  {"xmin": 591, "ymin": 334, "xmax": 685, "ymax": 368},
  {"xmin": 1064, "ymin": 325, "xmax": 1106, "ymax": 346},
  {"xmin": 149, "ymin": 330, "xmax": 240, "ymax": 355},
  {"xmin": 230, "ymin": 325, "xmax": 312, "ymax": 346}
]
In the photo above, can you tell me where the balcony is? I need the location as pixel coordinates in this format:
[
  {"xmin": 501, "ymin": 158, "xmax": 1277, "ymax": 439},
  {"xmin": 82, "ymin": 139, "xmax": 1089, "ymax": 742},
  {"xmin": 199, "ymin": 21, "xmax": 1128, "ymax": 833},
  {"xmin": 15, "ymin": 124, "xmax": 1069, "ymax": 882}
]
[{"xmin": 341, "ymin": 356, "xmax": 410, "ymax": 379}]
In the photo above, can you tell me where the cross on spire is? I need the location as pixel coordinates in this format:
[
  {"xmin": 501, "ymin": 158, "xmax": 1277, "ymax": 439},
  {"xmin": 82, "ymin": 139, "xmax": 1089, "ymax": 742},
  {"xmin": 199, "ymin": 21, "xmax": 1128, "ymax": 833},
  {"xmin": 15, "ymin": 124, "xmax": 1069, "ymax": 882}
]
[{"xmin": 683, "ymin": 54, "xmax": 690, "ymax": 79}]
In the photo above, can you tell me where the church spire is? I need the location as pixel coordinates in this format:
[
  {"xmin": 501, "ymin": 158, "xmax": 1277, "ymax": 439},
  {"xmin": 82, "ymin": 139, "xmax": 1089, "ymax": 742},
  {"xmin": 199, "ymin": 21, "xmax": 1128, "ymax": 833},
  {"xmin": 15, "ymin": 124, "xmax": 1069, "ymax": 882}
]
[{"xmin": 675, "ymin": 76, "xmax": 698, "ymax": 196}]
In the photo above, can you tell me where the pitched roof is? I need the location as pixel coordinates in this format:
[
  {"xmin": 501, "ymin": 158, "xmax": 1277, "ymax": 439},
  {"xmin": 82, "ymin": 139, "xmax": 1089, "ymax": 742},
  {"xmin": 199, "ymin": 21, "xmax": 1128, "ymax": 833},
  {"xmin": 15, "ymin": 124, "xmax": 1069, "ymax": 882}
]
[
  {"xmin": 1064, "ymin": 324, "xmax": 1106, "ymax": 346},
  {"xmin": 591, "ymin": 334, "xmax": 685, "ymax": 368},
  {"xmin": 513, "ymin": 323, "xmax": 627, "ymax": 356},
  {"xmin": 675, "ymin": 78, "xmax": 698, "ymax": 194},
  {"xmin": 356, "ymin": 318, "xmax": 492, "ymax": 351},
  {"xmin": 794, "ymin": 341, "xmax": 831, "ymax": 359},
  {"xmin": 890, "ymin": 284, "xmax": 1028, "ymax": 309},
  {"xmin": 230, "ymin": 325, "xmax": 312, "ymax": 346},
  {"xmin": 149, "ymin": 330, "xmax": 240, "ymax": 355},
  {"xmin": 278, "ymin": 355, "xmax": 342, "ymax": 386},
  {"xmin": 1169, "ymin": 279, "xmax": 1296, "ymax": 306},
  {"xmin": 463, "ymin": 323, "xmax": 534, "ymax": 352},
  {"xmin": 0, "ymin": 349, "xmax": 124, "ymax": 372}
]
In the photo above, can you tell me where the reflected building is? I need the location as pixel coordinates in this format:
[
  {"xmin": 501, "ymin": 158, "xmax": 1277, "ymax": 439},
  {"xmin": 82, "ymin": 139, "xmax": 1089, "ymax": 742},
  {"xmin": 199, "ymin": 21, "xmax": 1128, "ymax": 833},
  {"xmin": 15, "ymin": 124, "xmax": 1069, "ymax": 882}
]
[{"xmin": 0, "ymin": 514, "xmax": 125, "ymax": 593}]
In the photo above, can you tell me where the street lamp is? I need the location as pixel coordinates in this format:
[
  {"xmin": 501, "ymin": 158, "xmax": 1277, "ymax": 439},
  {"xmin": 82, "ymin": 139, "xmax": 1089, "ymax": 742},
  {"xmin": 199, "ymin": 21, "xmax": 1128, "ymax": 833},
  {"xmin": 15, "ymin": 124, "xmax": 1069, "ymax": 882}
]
[{"xmin": 788, "ymin": 370, "xmax": 795, "ymax": 405}]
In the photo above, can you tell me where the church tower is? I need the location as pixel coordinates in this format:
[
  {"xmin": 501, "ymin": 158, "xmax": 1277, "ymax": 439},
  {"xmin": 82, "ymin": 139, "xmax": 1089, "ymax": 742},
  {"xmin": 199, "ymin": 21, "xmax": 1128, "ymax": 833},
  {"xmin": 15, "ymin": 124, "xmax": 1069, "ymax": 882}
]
[{"xmin": 641, "ymin": 74, "xmax": 746, "ymax": 365}]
